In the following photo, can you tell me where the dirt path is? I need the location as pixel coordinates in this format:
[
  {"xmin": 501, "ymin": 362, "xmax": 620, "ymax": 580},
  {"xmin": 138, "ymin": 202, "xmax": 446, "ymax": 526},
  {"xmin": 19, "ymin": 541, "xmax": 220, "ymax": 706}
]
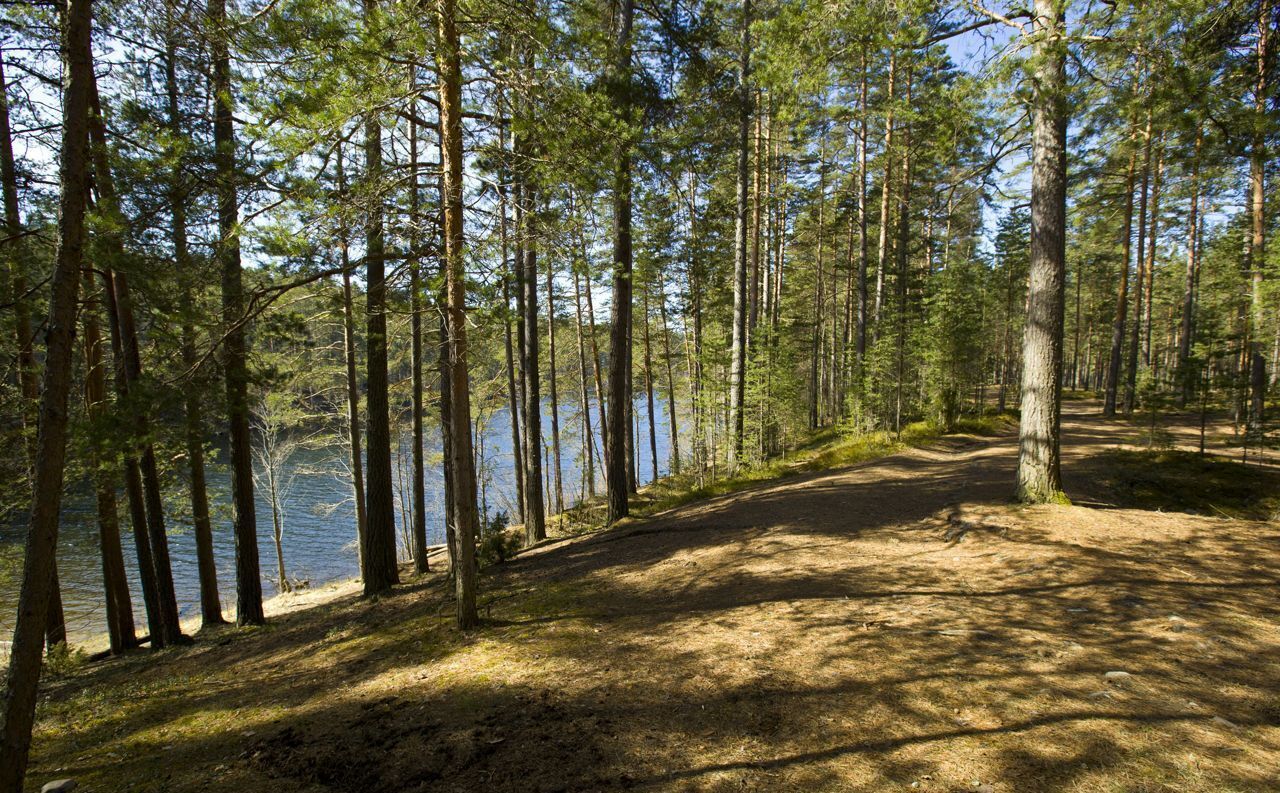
[{"xmin": 29, "ymin": 406, "xmax": 1280, "ymax": 792}]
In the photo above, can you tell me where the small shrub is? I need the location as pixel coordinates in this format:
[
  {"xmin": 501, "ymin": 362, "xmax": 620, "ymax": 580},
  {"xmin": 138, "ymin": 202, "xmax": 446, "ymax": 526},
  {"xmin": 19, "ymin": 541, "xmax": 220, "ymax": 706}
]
[{"xmin": 478, "ymin": 511, "xmax": 520, "ymax": 566}]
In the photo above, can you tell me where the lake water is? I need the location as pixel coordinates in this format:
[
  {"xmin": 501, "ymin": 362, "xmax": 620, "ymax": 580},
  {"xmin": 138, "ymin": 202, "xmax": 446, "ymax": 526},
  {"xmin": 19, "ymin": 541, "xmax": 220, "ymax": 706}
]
[{"xmin": 0, "ymin": 397, "xmax": 682, "ymax": 643}]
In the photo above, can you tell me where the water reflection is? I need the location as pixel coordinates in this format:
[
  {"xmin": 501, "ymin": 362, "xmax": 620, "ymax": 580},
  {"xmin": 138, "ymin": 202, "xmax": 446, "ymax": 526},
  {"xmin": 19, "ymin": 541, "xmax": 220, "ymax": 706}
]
[{"xmin": 0, "ymin": 398, "xmax": 682, "ymax": 642}]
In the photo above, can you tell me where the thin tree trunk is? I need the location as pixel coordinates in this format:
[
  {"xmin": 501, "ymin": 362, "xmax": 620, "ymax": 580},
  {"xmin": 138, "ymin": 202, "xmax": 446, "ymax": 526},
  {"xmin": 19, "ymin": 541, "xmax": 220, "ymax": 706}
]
[
  {"xmin": 164, "ymin": 28, "xmax": 223, "ymax": 625},
  {"xmin": 875, "ymin": 50, "xmax": 896, "ymax": 328},
  {"xmin": 727, "ymin": 0, "xmax": 752, "ymax": 467},
  {"xmin": 1, "ymin": 42, "xmax": 68, "ymax": 651},
  {"xmin": 810, "ymin": 130, "xmax": 827, "ymax": 430},
  {"xmin": 657, "ymin": 274, "xmax": 681, "ymax": 475},
  {"xmin": 546, "ymin": 245, "xmax": 564, "ymax": 514},
  {"xmin": 406, "ymin": 93, "xmax": 429, "ymax": 574},
  {"xmin": 749, "ymin": 91, "xmax": 763, "ymax": 347},
  {"xmin": 361, "ymin": 0, "xmax": 399, "ymax": 595},
  {"xmin": 336, "ymin": 148, "xmax": 368, "ymax": 570},
  {"xmin": 438, "ymin": 0, "xmax": 478, "ymax": 627},
  {"xmin": 80, "ymin": 268, "xmax": 136, "ymax": 653},
  {"xmin": 1015, "ymin": 0, "xmax": 1068, "ymax": 503},
  {"xmin": 642, "ymin": 280, "xmax": 659, "ymax": 482},
  {"xmin": 1124, "ymin": 112, "xmax": 1153, "ymax": 416},
  {"xmin": 0, "ymin": 0, "xmax": 93, "ymax": 783},
  {"xmin": 606, "ymin": 0, "xmax": 636, "ymax": 521},
  {"xmin": 209, "ymin": 0, "xmax": 264, "ymax": 624},
  {"xmin": 520, "ymin": 184, "xmax": 545, "ymax": 540},
  {"xmin": 1247, "ymin": 0, "xmax": 1270, "ymax": 444},
  {"xmin": 88, "ymin": 79, "xmax": 183, "ymax": 646},
  {"xmin": 498, "ymin": 116, "xmax": 526, "ymax": 518},
  {"xmin": 1142, "ymin": 139, "xmax": 1164, "ymax": 368},
  {"xmin": 572, "ymin": 267, "xmax": 597, "ymax": 496},
  {"xmin": 1104, "ymin": 132, "xmax": 1137, "ymax": 417}
]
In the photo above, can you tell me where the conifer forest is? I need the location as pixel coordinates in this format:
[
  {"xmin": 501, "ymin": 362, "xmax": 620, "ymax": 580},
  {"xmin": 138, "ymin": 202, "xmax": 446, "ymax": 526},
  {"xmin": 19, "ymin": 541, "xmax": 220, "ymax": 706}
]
[{"xmin": 0, "ymin": 0, "xmax": 1277, "ymax": 790}]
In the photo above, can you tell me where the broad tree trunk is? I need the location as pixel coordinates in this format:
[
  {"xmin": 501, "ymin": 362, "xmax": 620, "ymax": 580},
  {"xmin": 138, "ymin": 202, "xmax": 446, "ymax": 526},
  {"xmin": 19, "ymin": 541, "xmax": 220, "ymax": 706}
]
[
  {"xmin": 438, "ymin": 0, "xmax": 479, "ymax": 627},
  {"xmin": 0, "ymin": 0, "xmax": 93, "ymax": 784},
  {"xmin": 209, "ymin": 0, "xmax": 264, "ymax": 624},
  {"xmin": 1015, "ymin": 0, "xmax": 1068, "ymax": 504},
  {"xmin": 361, "ymin": 0, "xmax": 399, "ymax": 596}
]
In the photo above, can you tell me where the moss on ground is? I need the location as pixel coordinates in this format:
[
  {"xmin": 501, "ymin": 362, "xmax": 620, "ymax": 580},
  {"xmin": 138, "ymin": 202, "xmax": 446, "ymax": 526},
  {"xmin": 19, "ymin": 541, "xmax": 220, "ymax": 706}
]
[{"xmin": 1096, "ymin": 447, "xmax": 1280, "ymax": 520}]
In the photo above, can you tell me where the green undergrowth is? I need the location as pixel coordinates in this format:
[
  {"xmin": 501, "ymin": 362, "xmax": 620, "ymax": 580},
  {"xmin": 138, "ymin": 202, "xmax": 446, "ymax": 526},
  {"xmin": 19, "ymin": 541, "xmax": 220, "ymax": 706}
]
[{"xmin": 1097, "ymin": 448, "xmax": 1280, "ymax": 521}]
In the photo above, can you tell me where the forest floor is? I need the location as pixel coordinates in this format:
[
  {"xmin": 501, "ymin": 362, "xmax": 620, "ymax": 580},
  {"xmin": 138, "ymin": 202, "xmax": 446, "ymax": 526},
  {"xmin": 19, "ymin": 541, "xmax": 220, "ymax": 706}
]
[{"xmin": 27, "ymin": 401, "xmax": 1280, "ymax": 793}]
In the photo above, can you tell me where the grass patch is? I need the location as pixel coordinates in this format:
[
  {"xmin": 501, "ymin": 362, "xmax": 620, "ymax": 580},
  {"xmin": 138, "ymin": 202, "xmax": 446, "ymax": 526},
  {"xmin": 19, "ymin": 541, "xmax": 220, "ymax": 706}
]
[
  {"xmin": 1097, "ymin": 448, "xmax": 1280, "ymax": 520},
  {"xmin": 543, "ymin": 412, "xmax": 1020, "ymax": 532}
]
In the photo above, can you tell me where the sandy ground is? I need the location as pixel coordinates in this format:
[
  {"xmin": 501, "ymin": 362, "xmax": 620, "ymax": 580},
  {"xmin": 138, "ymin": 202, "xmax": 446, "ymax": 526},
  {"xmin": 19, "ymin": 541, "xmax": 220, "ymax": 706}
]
[{"xmin": 26, "ymin": 404, "xmax": 1280, "ymax": 792}]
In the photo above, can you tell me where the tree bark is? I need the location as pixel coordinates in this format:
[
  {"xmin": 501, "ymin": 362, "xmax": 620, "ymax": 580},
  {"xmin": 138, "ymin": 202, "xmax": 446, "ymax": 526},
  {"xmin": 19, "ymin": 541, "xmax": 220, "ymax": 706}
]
[
  {"xmin": 1247, "ymin": 0, "xmax": 1270, "ymax": 446},
  {"xmin": 1103, "ymin": 132, "xmax": 1137, "ymax": 417},
  {"xmin": 88, "ymin": 78, "xmax": 183, "ymax": 646},
  {"xmin": 520, "ymin": 184, "xmax": 545, "ymax": 540},
  {"xmin": 438, "ymin": 0, "xmax": 479, "ymax": 627},
  {"xmin": 336, "ymin": 148, "xmax": 369, "ymax": 571},
  {"xmin": 0, "ymin": 0, "xmax": 93, "ymax": 784},
  {"xmin": 1, "ymin": 42, "xmax": 69, "ymax": 651},
  {"xmin": 875, "ymin": 50, "xmax": 896, "ymax": 328},
  {"xmin": 657, "ymin": 273, "xmax": 681, "ymax": 475},
  {"xmin": 165, "ymin": 28, "xmax": 224, "ymax": 626},
  {"xmin": 361, "ymin": 0, "xmax": 399, "ymax": 595},
  {"xmin": 546, "ymin": 247, "xmax": 564, "ymax": 514},
  {"xmin": 1123, "ymin": 112, "xmax": 1152, "ymax": 416},
  {"xmin": 727, "ymin": 0, "xmax": 751, "ymax": 467},
  {"xmin": 572, "ymin": 266, "xmax": 597, "ymax": 496},
  {"xmin": 606, "ymin": 0, "xmax": 636, "ymax": 522},
  {"xmin": 642, "ymin": 279, "xmax": 659, "ymax": 482},
  {"xmin": 80, "ymin": 270, "xmax": 136, "ymax": 653},
  {"xmin": 1015, "ymin": 0, "xmax": 1068, "ymax": 503},
  {"xmin": 409, "ymin": 92, "xmax": 429, "ymax": 574},
  {"xmin": 209, "ymin": 0, "xmax": 264, "ymax": 624}
]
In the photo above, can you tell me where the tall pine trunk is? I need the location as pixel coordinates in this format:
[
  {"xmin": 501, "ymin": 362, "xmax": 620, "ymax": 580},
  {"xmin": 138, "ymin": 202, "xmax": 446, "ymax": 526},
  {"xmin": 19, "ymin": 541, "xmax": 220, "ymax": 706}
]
[
  {"xmin": 361, "ymin": 0, "xmax": 399, "ymax": 595},
  {"xmin": 1103, "ymin": 132, "xmax": 1137, "ymax": 417},
  {"xmin": 1015, "ymin": 0, "xmax": 1068, "ymax": 503},
  {"xmin": 1, "ymin": 42, "xmax": 68, "ymax": 651},
  {"xmin": 88, "ymin": 80, "xmax": 183, "ymax": 646},
  {"xmin": 408, "ymin": 94, "xmax": 429, "ymax": 574},
  {"xmin": 727, "ymin": 0, "xmax": 751, "ymax": 467},
  {"xmin": 209, "ymin": 0, "xmax": 264, "ymax": 624},
  {"xmin": 606, "ymin": 0, "xmax": 636, "ymax": 522},
  {"xmin": 0, "ymin": 0, "xmax": 93, "ymax": 783},
  {"xmin": 1177, "ymin": 127, "xmax": 1203, "ymax": 407},
  {"xmin": 438, "ymin": 0, "xmax": 479, "ymax": 627},
  {"xmin": 165, "ymin": 30, "xmax": 223, "ymax": 626}
]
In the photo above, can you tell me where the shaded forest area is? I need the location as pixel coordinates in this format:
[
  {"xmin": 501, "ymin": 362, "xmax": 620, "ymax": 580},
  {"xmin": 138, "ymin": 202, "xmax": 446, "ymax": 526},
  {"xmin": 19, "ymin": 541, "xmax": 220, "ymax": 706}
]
[{"xmin": 0, "ymin": 0, "xmax": 1276, "ymax": 789}]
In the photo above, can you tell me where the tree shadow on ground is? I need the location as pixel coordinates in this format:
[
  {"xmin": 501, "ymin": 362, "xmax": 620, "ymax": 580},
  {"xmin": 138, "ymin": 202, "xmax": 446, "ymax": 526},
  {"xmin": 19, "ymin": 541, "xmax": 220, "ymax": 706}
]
[{"xmin": 27, "ymin": 404, "xmax": 1280, "ymax": 792}]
